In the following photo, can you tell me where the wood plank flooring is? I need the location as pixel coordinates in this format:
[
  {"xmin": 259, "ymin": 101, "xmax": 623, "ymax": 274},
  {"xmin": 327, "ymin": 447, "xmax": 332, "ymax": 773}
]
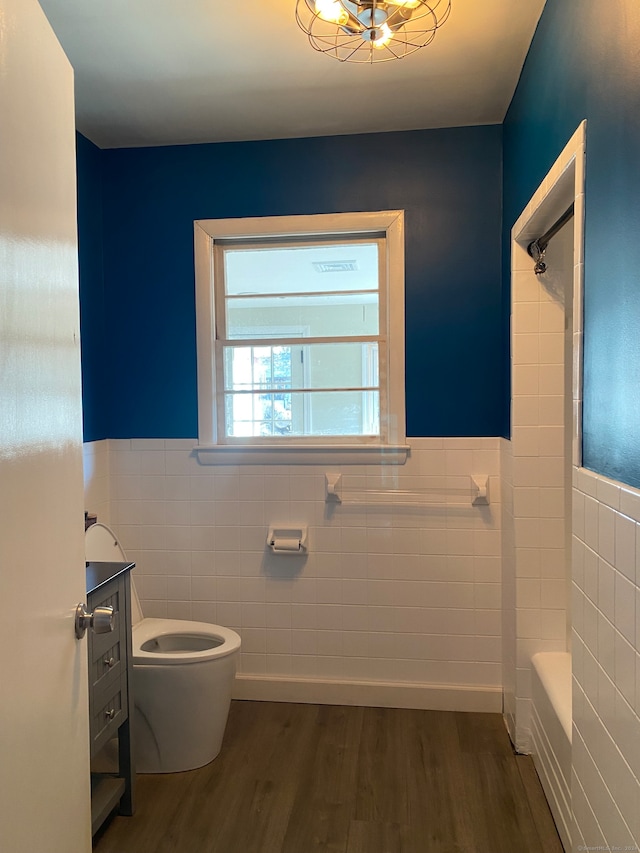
[{"xmin": 93, "ymin": 701, "xmax": 563, "ymax": 853}]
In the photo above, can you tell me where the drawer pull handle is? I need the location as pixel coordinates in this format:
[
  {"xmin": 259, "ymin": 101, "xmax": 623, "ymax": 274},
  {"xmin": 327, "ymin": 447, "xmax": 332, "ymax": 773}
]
[
  {"xmin": 104, "ymin": 657, "xmax": 115, "ymax": 668},
  {"xmin": 105, "ymin": 709, "xmax": 116, "ymax": 720}
]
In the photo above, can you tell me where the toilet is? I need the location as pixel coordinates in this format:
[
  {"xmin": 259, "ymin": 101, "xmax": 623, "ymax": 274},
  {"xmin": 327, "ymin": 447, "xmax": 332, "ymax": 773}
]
[{"xmin": 85, "ymin": 522, "xmax": 241, "ymax": 773}]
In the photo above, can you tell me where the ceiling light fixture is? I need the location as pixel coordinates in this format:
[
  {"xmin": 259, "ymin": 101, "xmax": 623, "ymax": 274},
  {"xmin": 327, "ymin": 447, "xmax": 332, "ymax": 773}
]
[{"xmin": 295, "ymin": 0, "xmax": 451, "ymax": 63}]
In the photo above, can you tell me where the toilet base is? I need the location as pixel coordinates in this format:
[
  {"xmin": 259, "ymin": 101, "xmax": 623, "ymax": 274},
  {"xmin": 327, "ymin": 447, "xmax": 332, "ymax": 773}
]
[{"xmin": 133, "ymin": 656, "xmax": 236, "ymax": 773}]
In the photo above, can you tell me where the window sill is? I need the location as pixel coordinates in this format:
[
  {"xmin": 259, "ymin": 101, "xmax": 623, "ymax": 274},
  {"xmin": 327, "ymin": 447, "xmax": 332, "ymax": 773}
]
[{"xmin": 194, "ymin": 444, "xmax": 410, "ymax": 466}]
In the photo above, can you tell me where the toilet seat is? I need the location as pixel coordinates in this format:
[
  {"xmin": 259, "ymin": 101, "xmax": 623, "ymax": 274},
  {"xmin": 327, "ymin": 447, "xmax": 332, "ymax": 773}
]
[
  {"xmin": 85, "ymin": 522, "xmax": 241, "ymax": 666},
  {"xmin": 133, "ymin": 618, "xmax": 241, "ymax": 665}
]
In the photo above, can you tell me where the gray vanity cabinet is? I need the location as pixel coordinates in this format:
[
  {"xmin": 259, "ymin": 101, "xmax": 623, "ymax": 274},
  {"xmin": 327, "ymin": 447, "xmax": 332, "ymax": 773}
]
[{"xmin": 86, "ymin": 562, "xmax": 136, "ymax": 835}]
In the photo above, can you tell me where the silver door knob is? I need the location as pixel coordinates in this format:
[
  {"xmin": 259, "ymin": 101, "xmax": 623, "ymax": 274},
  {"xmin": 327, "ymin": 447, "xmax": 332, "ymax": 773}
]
[{"xmin": 75, "ymin": 603, "xmax": 115, "ymax": 639}]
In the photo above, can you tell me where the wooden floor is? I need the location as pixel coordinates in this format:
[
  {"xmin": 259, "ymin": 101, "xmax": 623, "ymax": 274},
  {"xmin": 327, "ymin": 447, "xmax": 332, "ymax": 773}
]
[{"xmin": 93, "ymin": 701, "xmax": 563, "ymax": 853}]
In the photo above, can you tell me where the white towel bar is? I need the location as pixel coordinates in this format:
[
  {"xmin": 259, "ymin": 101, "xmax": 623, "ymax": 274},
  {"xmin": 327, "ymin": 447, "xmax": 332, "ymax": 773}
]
[{"xmin": 325, "ymin": 473, "xmax": 490, "ymax": 507}]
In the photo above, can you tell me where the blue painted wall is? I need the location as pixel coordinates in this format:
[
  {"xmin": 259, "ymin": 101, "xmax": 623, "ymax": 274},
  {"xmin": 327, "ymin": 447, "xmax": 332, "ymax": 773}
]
[
  {"xmin": 76, "ymin": 133, "xmax": 107, "ymax": 442},
  {"xmin": 504, "ymin": 0, "xmax": 640, "ymax": 487},
  {"xmin": 75, "ymin": 0, "xmax": 640, "ymax": 482},
  {"xmin": 89, "ymin": 126, "xmax": 503, "ymax": 439}
]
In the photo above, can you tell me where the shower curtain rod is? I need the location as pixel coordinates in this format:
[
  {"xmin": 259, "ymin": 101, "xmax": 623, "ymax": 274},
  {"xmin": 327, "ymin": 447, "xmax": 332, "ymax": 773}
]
[
  {"xmin": 527, "ymin": 203, "xmax": 574, "ymax": 274},
  {"xmin": 533, "ymin": 203, "xmax": 575, "ymax": 252}
]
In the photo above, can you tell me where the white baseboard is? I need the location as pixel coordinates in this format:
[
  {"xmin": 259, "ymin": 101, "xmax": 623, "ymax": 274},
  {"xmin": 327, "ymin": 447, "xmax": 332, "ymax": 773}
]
[{"xmin": 232, "ymin": 674, "xmax": 502, "ymax": 712}]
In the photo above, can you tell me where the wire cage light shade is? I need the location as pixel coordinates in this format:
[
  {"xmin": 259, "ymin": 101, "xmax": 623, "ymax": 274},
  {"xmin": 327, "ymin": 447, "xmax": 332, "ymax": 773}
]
[{"xmin": 295, "ymin": 0, "xmax": 451, "ymax": 63}]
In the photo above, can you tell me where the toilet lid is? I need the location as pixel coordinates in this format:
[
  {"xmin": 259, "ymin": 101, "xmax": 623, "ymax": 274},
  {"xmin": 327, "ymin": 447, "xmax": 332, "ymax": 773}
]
[{"xmin": 85, "ymin": 522, "xmax": 144, "ymax": 625}]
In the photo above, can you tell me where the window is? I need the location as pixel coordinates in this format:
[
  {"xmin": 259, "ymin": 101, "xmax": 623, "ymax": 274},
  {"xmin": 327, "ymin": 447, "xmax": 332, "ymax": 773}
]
[{"xmin": 194, "ymin": 212, "xmax": 407, "ymax": 464}]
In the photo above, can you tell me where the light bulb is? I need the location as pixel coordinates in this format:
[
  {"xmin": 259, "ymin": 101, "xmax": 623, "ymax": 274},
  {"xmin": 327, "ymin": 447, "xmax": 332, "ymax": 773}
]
[
  {"xmin": 314, "ymin": 0, "xmax": 349, "ymax": 25},
  {"xmin": 371, "ymin": 22, "xmax": 393, "ymax": 48}
]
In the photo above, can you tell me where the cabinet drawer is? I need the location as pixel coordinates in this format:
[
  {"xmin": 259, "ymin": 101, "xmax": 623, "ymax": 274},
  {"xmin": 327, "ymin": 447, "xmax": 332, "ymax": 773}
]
[
  {"xmin": 89, "ymin": 637, "xmax": 123, "ymax": 694},
  {"xmin": 88, "ymin": 579, "xmax": 125, "ymax": 659},
  {"xmin": 90, "ymin": 679, "xmax": 127, "ymax": 758},
  {"xmin": 90, "ymin": 608, "xmax": 123, "ymax": 659}
]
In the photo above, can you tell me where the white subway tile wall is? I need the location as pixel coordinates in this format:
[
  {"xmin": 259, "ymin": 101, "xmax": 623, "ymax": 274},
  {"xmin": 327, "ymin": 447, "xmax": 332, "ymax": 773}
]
[
  {"xmin": 83, "ymin": 437, "xmax": 501, "ymax": 700},
  {"xmin": 83, "ymin": 440, "xmax": 110, "ymax": 525},
  {"xmin": 572, "ymin": 468, "xmax": 640, "ymax": 851}
]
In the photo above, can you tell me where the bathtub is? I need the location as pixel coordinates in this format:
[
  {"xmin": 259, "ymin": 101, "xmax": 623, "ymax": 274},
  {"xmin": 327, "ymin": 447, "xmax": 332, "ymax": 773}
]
[{"xmin": 530, "ymin": 652, "xmax": 572, "ymax": 852}]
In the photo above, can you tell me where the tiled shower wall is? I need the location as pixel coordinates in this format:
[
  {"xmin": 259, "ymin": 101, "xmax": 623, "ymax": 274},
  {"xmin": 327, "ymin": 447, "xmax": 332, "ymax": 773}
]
[
  {"xmin": 572, "ymin": 468, "xmax": 640, "ymax": 850},
  {"xmin": 83, "ymin": 437, "xmax": 501, "ymax": 709},
  {"xmin": 504, "ymin": 124, "xmax": 585, "ymax": 752},
  {"xmin": 505, "ymin": 231, "xmax": 573, "ymax": 751}
]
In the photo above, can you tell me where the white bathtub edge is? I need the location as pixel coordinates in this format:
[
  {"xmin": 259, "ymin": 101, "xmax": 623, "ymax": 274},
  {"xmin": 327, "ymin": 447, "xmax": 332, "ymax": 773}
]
[
  {"xmin": 531, "ymin": 651, "xmax": 572, "ymax": 852},
  {"xmin": 531, "ymin": 651, "xmax": 572, "ymax": 743}
]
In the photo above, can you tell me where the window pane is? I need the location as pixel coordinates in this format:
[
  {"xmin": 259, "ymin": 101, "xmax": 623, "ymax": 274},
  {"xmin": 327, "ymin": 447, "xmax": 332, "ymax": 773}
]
[
  {"xmin": 224, "ymin": 345, "xmax": 292, "ymax": 391},
  {"xmin": 224, "ymin": 242, "xmax": 379, "ymax": 297},
  {"xmin": 225, "ymin": 392, "xmax": 292, "ymax": 437},
  {"xmin": 223, "ymin": 343, "xmax": 379, "ymax": 391},
  {"xmin": 226, "ymin": 293, "xmax": 378, "ymax": 340},
  {"xmin": 224, "ymin": 390, "xmax": 380, "ymax": 437}
]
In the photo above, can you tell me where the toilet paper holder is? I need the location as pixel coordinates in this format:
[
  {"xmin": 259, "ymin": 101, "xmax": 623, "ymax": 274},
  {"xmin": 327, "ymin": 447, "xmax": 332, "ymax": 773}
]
[{"xmin": 266, "ymin": 525, "xmax": 308, "ymax": 555}]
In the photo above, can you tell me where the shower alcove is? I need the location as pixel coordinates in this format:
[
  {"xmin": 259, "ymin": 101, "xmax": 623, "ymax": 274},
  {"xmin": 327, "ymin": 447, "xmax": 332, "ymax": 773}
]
[{"xmin": 502, "ymin": 121, "xmax": 586, "ymax": 853}]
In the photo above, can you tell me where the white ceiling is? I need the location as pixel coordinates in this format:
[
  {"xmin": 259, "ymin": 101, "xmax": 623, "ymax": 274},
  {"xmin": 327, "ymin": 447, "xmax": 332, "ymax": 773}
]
[{"xmin": 38, "ymin": 0, "xmax": 546, "ymax": 149}]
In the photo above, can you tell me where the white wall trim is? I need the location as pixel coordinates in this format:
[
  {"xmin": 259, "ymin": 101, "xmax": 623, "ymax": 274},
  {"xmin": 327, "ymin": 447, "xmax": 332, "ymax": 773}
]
[
  {"xmin": 233, "ymin": 674, "xmax": 502, "ymax": 713},
  {"xmin": 195, "ymin": 442, "xmax": 410, "ymax": 466}
]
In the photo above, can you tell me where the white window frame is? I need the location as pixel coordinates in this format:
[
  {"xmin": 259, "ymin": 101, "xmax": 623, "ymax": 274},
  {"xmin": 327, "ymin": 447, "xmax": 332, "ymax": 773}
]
[{"xmin": 194, "ymin": 211, "xmax": 408, "ymax": 465}]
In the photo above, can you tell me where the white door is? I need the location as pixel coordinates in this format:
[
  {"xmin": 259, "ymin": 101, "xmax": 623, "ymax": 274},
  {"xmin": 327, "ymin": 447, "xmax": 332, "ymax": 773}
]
[{"xmin": 0, "ymin": 1, "xmax": 92, "ymax": 851}]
